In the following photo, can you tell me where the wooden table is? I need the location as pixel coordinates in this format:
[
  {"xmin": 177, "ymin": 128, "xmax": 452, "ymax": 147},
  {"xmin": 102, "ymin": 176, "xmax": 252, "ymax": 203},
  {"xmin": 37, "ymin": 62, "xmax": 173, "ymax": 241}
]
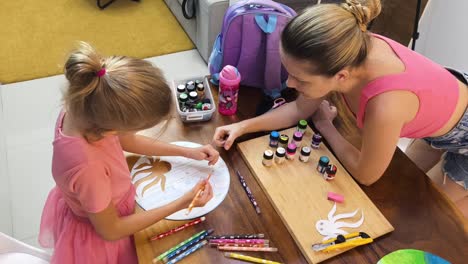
[{"xmin": 133, "ymin": 81, "xmax": 467, "ymax": 264}]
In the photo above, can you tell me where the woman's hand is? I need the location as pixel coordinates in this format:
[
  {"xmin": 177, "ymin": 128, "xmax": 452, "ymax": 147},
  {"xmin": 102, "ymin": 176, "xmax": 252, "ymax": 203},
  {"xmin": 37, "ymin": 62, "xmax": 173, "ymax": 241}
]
[
  {"xmin": 312, "ymin": 100, "xmax": 338, "ymax": 131},
  {"xmin": 213, "ymin": 123, "xmax": 245, "ymax": 150},
  {"xmin": 185, "ymin": 144, "xmax": 220, "ymax": 166},
  {"xmin": 182, "ymin": 180, "xmax": 214, "ymax": 208}
]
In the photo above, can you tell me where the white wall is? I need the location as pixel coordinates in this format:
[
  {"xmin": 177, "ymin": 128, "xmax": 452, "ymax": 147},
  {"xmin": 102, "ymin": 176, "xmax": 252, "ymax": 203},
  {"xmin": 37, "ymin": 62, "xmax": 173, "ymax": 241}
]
[
  {"xmin": 0, "ymin": 85, "xmax": 13, "ymax": 236},
  {"xmin": 415, "ymin": 0, "xmax": 468, "ymax": 72}
]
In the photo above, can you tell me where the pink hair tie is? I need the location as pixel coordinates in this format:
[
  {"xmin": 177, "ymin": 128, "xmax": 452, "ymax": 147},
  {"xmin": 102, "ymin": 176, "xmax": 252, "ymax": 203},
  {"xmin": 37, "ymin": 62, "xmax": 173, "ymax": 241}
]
[{"xmin": 97, "ymin": 68, "xmax": 106, "ymax": 77}]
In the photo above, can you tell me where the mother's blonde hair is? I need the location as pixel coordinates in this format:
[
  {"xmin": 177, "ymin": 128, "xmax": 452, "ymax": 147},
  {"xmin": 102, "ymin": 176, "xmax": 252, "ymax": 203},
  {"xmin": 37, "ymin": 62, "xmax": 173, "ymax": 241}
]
[
  {"xmin": 281, "ymin": 0, "xmax": 382, "ymax": 75},
  {"xmin": 63, "ymin": 42, "xmax": 172, "ymax": 140}
]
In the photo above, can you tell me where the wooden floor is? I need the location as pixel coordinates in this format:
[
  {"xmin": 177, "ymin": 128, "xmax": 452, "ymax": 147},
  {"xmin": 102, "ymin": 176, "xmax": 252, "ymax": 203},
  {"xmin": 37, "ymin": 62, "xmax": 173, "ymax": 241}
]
[{"xmin": 277, "ymin": 0, "xmax": 429, "ymax": 46}]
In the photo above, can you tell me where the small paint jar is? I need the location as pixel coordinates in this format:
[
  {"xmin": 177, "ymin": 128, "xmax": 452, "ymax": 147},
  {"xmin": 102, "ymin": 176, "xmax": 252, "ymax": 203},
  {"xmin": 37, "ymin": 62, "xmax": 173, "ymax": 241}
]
[
  {"xmin": 262, "ymin": 150, "xmax": 274, "ymax": 167},
  {"xmin": 323, "ymin": 164, "xmax": 337, "ymax": 180},
  {"xmin": 186, "ymin": 82, "xmax": 196, "ymax": 93},
  {"xmin": 188, "ymin": 91, "xmax": 198, "ymax": 103},
  {"xmin": 317, "ymin": 156, "xmax": 330, "ymax": 174},
  {"xmin": 178, "ymin": 93, "xmax": 188, "ymax": 110},
  {"xmin": 194, "ymin": 79, "xmax": 203, "ymax": 86},
  {"xmin": 297, "ymin": 119, "xmax": 308, "ymax": 134},
  {"xmin": 311, "ymin": 133, "xmax": 322, "ymax": 149},
  {"xmin": 291, "ymin": 131, "xmax": 303, "ymax": 146},
  {"xmin": 196, "ymin": 83, "xmax": 205, "ymax": 99},
  {"xmin": 279, "ymin": 134, "xmax": 289, "ymax": 149},
  {"xmin": 286, "ymin": 143, "xmax": 297, "ymax": 160},
  {"xmin": 269, "ymin": 131, "xmax": 280, "ymax": 148},
  {"xmin": 177, "ymin": 84, "xmax": 186, "ymax": 94},
  {"xmin": 299, "ymin": 146, "xmax": 311, "ymax": 163},
  {"xmin": 274, "ymin": 147, "xmax": 286, "ymax": 164}
]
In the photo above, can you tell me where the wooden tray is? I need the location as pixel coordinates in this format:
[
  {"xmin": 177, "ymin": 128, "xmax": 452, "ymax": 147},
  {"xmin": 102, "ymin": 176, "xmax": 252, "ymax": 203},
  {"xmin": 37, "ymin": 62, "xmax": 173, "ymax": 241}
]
[{"xmin": 238, "ymin": 127, "xmax": 394, "ymax": 263}]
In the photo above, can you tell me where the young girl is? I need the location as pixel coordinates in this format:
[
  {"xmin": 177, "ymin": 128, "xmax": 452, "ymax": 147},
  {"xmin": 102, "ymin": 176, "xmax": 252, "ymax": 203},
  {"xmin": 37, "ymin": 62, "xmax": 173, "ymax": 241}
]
[
  {"xmin": 213, "ymin": 0, "xmax": 467, "ymax": 216},
  {"xmin": 39, "ymin": 42, "xmax": 219, "ymax": 263}
]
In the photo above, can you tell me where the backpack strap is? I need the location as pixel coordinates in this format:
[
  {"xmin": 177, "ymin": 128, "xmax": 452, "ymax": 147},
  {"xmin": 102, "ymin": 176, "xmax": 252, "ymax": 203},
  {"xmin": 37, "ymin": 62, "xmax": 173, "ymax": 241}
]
[
  {"xmin": 254, "ymin": 14, "xmax": 277, "ymax": 34},
  {"xmin": 263, "ymin": 14, "xmax": 283, "ymax": 98}
]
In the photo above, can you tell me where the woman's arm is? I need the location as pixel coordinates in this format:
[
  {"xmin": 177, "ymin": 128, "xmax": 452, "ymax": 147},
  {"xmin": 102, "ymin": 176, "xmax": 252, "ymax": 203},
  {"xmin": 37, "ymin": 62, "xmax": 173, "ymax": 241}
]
[
  {"xmin": 314, "ymin": 94, "xmax": 409, "ymax": 185},
  {"xmin": 213, "ymin": 95, "xmax": 323, "ymax": 150}
]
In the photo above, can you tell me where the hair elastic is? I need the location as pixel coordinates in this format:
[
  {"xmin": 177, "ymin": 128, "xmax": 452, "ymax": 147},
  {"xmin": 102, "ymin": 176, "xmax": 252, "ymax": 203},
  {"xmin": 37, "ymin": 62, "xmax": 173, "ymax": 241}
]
[{"xmin": 97, "ymin": 68, "xmax": 106, "ymax": 77}]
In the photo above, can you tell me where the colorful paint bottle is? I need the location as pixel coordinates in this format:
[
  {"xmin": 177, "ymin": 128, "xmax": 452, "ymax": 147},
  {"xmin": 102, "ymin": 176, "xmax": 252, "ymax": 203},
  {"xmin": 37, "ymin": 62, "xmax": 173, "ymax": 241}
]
[
  {"xmin": 291, "ymin": 131, "xmax": 303, "ymax": 146},
  {"xmin": 297, "ymin": 119, "xmax": 308, "ymax": 134},
  {"xmin": 311, "ymin": 133, "xmax": 322, "ymax": 149},
  {"xmin": 269, "ymin": 131, "xmax": 280, "ymax": 148},
  {"xmin": 286, "ymin": 143, "xmax": 297, "ymax": 160},
  {"xmin": 178, "ymin": 93, "xmax": 189, "ymax": 111},
  {"xmin": 194, "ymin": 79, "xmax": 203, "ymax": 86},
  {"xmin": 186, "ymin": 81, "xmax": 196, "ymax": 93},
  {"xmin": 177, "ymin": 84, "xmax": 186, "ymax": 94},
  {"xmin": 299, "ymin": 146, "xmax": 311, "ymax": 163},
  {"xmin": 278, "ymin": 134, "xmax": 289, "ymax": 149},
  {"xmin": 317, "ymin": 156, "xmax": 329, "ymax": 174},
  {"xmin": 323, "ymin": 164, "xmax": 337, "ymax": 180},
  {"xmin": 196, "ymin": 83, "xmax": 205, "ymax": 99},
  {"xmin": 262, "ymin": 150, "xmax": 274, "ymax": 167},
  {"xmin": 274, "ymin": 147, "xmax": 286, "ymax": 164}
]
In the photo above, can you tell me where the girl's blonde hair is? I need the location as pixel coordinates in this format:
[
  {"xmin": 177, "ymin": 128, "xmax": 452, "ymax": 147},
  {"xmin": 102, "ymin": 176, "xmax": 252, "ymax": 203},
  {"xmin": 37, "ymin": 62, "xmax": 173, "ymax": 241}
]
[
  {"xmin": 281, "ymin": 0, "xmax": 382, "ymax": 75},
  {"xmin": 63, "ymin": 42, "xmax": 172, "ymax": 140}
]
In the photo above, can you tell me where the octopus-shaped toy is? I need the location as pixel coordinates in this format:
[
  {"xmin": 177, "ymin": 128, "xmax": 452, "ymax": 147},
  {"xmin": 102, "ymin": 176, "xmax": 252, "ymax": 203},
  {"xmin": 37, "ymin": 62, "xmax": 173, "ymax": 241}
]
[{"xmin": 316, "ymin": 203, "xmax": 365, "ymax": 241}]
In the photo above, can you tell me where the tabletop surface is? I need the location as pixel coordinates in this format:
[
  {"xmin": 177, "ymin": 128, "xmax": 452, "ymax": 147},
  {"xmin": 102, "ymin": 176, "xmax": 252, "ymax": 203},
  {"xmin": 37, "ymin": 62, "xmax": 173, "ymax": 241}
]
[{"xmin": 132, "ymin": 81, "xmax": 467, "ymax": 264}]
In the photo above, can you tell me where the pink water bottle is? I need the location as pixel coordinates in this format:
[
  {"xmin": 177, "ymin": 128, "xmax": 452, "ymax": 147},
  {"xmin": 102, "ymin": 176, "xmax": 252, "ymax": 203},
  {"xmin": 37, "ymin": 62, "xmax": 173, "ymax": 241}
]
[{"xmin": 218, "ymin": 65, "xmax": 241, "ymax": 115}]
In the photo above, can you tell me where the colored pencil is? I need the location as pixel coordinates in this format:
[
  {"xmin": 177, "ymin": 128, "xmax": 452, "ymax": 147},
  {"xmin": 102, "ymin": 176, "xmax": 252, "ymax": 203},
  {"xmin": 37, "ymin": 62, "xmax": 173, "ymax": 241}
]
[
  {"xmin": 150, "ymin": 217, "xmax": 206, "ymax": 241},
  {"xmin": 210, "ymin": 243, "xmax": 269, "ymax": 248},
  {"xmin": 209, "ymin": 239, "xmax": 269, "ymax": 245},
  {"xmin": 207, "ymin": 233, "xmax": 265, "ymax": 240},
  {"xmin": 236, "ymin": 170, "xmax": 261, "ymax": 214},
  {"xmin": 162, "ymin": 229, "xmax": 213, "ymax": 262},
  {"xmin": 224, "ymin": 252, "xmax": 282, "ymax": 264},
  {"xmin": 164, "ymin": 240, "xmax": 208, "ymax": 264},
  {"xmin": 218, "ymin": 246, "xmax": 278, "ymax": 252},
  {"xmin": 152, "ymin": 230, "xmax": 207, "ymax": 263},
  {"xmin": 186, "ymin": 171, "xmax": 213, "ymax": 215}
]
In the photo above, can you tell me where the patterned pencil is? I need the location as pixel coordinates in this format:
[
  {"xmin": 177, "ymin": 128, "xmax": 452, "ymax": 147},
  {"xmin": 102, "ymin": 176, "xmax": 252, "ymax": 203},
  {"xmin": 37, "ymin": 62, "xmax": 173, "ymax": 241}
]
[
  {"xmin": 152, "ymin": 230, "xmax": 207, "ymax": 263},
  {"xmin": 236, "ymin": 170, "xmax": 261, "ymax": 214},
  {"xmin": 210, "ymin": 243, "xmax": 269, "ymax": 248},
  {"xmin": 217, "ymin": 246, "xmax": 278, "ymax": 252},
  {"xmin": 186, "ymin": 171, "xmax": 213, "ymax": 215},
  {"xmin": 164, "ymin": 240, "xmax": 208, "ymax": 264},
  {"xmin": 224, "ymin": 252, "xmax": 282, "ymax": 264},
  {"xmin": 209, "ymin": 239, "xmax": 269, "ymax": 245},
  {"xmin": 150, "ymin": 217, "xmax": 206, "ymax": 241},
  {"xmin": 162, "ymin": 229, "xmax": 213, "ymax": 263},
  {"xmin": 207, "ymin": 233, "xmax": 265, "ymax": 240}
]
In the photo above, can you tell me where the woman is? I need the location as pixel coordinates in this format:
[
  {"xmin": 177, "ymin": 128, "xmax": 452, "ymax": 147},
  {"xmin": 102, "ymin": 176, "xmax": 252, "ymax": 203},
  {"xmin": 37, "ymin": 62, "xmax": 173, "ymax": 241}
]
[{"xmin": 212, "ymin": 0, "xmax": 467, "ymax": 217}]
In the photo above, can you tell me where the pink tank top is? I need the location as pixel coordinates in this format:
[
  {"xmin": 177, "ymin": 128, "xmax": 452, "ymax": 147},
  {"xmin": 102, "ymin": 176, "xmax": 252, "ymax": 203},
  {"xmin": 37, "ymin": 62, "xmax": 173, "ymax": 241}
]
[{"xmin": 357, "ymin": 34, "xmax": 459, "ymax": 138}]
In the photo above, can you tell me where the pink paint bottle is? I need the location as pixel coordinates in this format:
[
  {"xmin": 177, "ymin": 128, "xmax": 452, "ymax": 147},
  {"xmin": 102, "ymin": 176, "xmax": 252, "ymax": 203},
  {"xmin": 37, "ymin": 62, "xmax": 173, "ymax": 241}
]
[{"xmin": 218, "ymin": 65, "xmax": 241, "ymax": 115}]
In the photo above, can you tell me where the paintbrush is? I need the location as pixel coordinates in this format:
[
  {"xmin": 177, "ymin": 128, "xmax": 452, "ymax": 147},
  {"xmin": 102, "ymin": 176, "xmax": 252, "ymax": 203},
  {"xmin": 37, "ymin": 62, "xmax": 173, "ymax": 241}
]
[{"xmin": 186, "ymin": 170, "xmax": 213, "ymax": 215}]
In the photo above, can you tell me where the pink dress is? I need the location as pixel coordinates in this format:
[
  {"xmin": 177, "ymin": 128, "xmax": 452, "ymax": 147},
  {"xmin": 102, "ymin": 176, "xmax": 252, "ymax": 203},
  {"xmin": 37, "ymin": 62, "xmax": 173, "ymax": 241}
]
[{"xmin": 39, "ymin": 112, "xmax": 138, "ymax": 264}]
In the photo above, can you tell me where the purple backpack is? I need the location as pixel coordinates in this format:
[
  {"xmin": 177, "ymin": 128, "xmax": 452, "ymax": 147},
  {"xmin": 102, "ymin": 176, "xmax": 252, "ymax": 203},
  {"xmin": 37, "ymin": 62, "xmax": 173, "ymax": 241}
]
[{"xmin": 208, "ymin": 0, "xmax": 296, "ymax": 98}]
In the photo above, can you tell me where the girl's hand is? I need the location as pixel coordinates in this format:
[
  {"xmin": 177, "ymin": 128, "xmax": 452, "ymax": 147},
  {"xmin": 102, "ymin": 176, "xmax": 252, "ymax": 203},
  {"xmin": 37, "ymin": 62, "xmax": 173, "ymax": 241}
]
[
  {"xmin": 312, "ymin": 100, "xmax": 338, "ymax": 130},
  {"xmin": 185, "ymin": 144, "xmax": 220, "ymax": 166},
  {"xmin": 182, "ymin": 180, "xmax": 214, "ymax": 208},
  {"xmin": 213, "ymin": 123, "xmax": 244, "ymax": 150}
]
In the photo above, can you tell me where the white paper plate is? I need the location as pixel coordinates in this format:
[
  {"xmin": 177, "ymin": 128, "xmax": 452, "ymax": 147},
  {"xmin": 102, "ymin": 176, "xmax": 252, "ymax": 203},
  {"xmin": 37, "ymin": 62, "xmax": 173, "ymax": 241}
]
[{"xmin": 130, "ymin": 141, "xmax": 230, "ymax": 220}]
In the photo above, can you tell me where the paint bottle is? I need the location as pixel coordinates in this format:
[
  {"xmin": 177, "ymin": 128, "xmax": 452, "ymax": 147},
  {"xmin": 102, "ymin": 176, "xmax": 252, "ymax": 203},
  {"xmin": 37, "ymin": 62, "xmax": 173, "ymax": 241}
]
[
  {"xmin": 299, "ymin": 146, "xmax": 311, "ymax": 163},
  {"xmin": 195, "ymin": 79, "xmax": 203, "ymax": 86},
  {"xmin": 297, "ymin": 119, "xmax": 308, "ymax": 134},
  {"xmin": 317, "ymin": 156, "xmax": 329, "ymax": 174},
  {"xmin": 178, "ymin": 93, "xmax": 189, "ymax": 111},
  {"xmin": 262, "ymin": 150, "xmax": 274, "ymax": 167},
  {"xmin": 311, "ymin": 133, "xmax": 322, "ymax": 149},
  {"xmin": 269, "ymin": 131, "xmax": 280, "ymax": 148},
  {"xmin": 218, "ymin": 65, "xmax": 241, "ymax": 115},
  {"xmin": 274, "ymin": 147, "xmax": 286, "ymax": 164},
  {"xmin": 188, "ymin": 91, "xmax": 198, "ymax": 103},
  {"xmin": 196, "ymin": 83, "xmax": 205, "ymax": 99},
  {"xmin": 278, "ymin": 134, "xmax": 289, "ymax": 149},
  {"xmin": 177, "ymin": 84, "xmax": 186, "ymax": 94},
  {"xmin": 286, "ymin": 143, "xmax": 297, "ymax": 160},
  {"xmin": 186, "ymin": 81, "xmax": 196, "ymax": 93},
  {"xmin": 291, "ymin": 131, "xmax": 303, "ymax": 146},
  {"xmin": 323, "ymin": 164, "xmax": 337, "ymax": 180}
]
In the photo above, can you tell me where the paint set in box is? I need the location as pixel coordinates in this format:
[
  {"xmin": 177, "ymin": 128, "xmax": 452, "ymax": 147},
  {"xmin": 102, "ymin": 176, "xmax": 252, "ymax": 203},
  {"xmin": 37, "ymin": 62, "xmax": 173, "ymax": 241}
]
[{"xmin": 170, "ymin": 76, "xmax": 216, "ymax": 123}]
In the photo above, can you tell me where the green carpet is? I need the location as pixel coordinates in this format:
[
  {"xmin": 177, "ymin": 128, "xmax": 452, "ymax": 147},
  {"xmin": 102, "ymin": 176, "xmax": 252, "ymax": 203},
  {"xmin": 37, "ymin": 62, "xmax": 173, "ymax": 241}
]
[{"xmin": 0, "ymin": 0, "xmax": 194, "ymax": 84}]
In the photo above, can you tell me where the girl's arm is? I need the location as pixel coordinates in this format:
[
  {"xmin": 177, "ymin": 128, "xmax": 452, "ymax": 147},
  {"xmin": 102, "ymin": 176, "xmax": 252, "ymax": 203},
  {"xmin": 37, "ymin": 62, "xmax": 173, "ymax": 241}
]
[
  {"xmin": 88, "ymin": 180, "xmax": 213, "ymax": 241},
  {"xmin": 119, "ymin": 134, "xmax": 219, "ymax": 165},
  {"xmin": 314, "ymin": 94, "xmax": 410, "ymax": 186}
]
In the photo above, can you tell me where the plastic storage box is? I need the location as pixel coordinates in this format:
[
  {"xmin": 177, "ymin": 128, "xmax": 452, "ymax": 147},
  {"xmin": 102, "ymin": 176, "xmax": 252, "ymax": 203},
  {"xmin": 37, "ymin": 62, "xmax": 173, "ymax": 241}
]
[{"xmin": 171, "ymin": 76, "xmax": 216, "ymax": 123}]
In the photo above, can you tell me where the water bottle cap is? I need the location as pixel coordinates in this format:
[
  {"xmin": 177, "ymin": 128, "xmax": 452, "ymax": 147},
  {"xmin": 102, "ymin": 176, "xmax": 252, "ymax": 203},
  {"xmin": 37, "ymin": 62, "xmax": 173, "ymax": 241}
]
[{"xmin": 221, "ymin": 65, "xmax": 240, "ymax": 80}]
